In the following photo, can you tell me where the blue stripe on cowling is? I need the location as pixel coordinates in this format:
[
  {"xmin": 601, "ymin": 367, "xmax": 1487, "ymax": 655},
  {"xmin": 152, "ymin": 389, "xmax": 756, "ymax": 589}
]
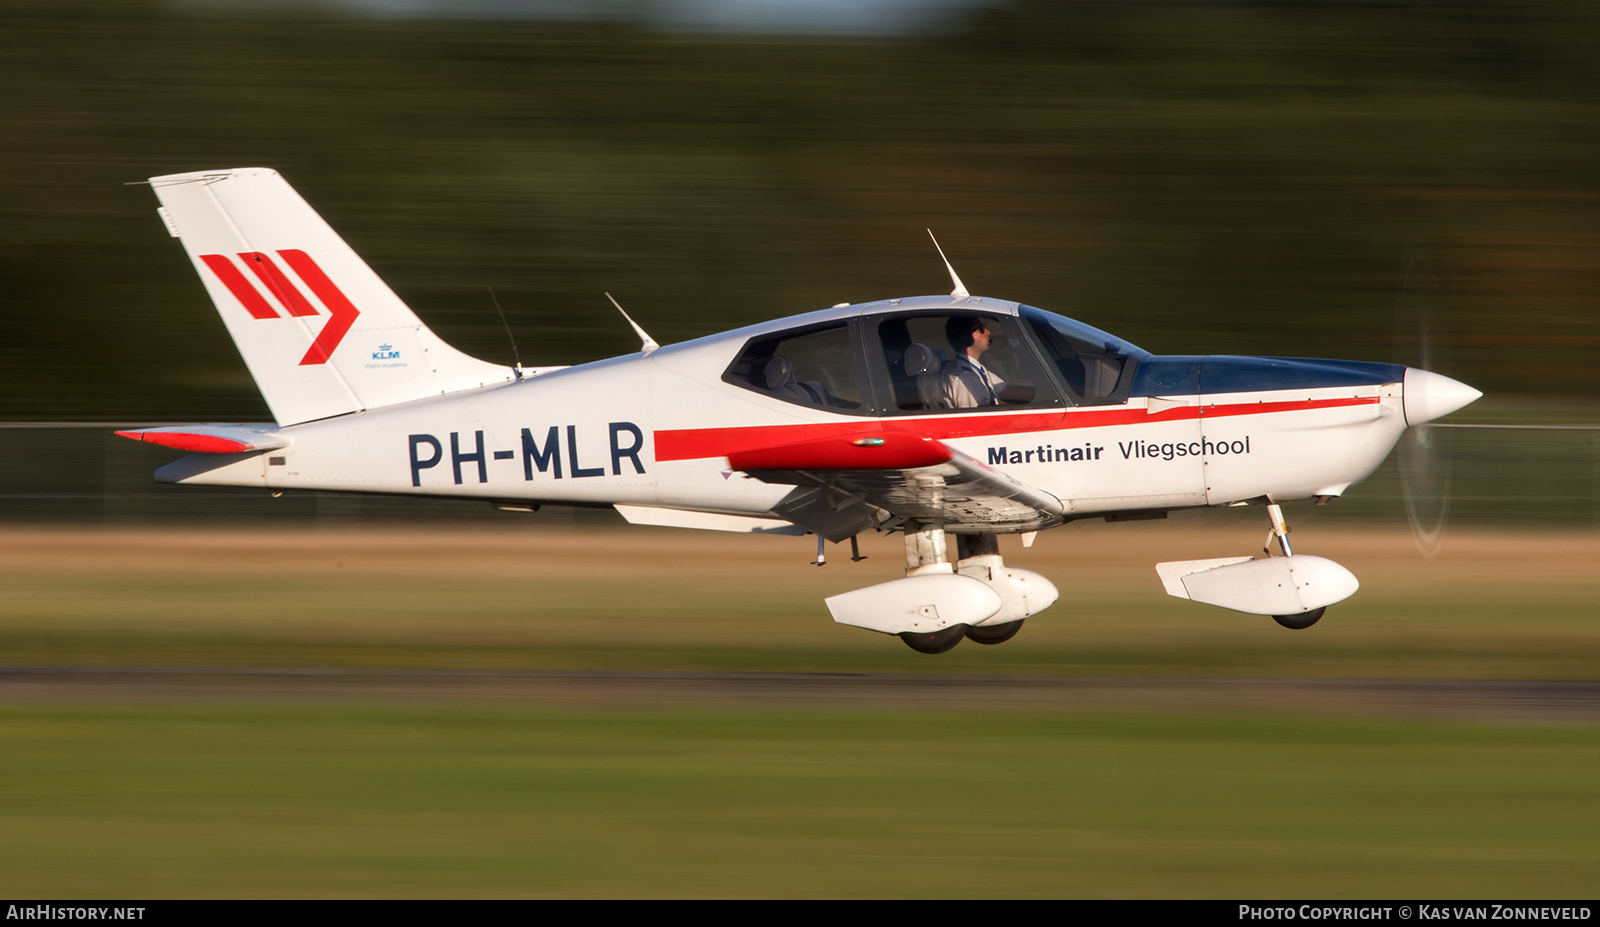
[
  {"xmin": 1131, "ymin": 356, "xmax": 1405, "ymax": 397},
  {"xmin": 1130, "ymin": 356, "xmax": 1203, "ymax": 395}
]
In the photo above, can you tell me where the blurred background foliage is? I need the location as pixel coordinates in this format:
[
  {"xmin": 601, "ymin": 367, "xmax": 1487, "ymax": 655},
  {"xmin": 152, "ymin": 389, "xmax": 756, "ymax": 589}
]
[{"xmin": 2, "ymin": 0, "xmax": 1598, "ymax": 423}]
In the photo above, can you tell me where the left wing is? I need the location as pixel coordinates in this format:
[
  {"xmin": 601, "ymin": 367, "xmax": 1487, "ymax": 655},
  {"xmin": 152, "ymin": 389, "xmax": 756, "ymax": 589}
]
[{"xmin": 729, "ymin": 432, "xmax": 1066, "ymax": 542}]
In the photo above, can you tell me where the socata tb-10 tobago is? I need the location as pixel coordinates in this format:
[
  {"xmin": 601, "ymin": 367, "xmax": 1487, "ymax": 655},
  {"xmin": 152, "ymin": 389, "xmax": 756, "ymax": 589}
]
[{"xmin": 121, "ymin": 168, "xmax": 1481, "ymax": 653}]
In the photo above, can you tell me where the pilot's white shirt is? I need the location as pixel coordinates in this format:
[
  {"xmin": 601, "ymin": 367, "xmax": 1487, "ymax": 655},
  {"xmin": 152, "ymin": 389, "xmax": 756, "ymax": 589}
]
[{"xmin": 941, "ymin": 355, "xmax": 1007, "ymax": 408}]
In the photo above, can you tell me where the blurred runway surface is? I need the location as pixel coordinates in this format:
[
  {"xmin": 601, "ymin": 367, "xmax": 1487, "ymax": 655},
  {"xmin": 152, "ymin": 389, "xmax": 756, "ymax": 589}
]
[{"xmin": 3, "ymin": 666, "xmax": 1597, "ymax": 721}]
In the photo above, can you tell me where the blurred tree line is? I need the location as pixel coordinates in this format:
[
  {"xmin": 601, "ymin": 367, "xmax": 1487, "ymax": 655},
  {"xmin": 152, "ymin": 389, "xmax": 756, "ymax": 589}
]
[{"xmin": 2, "ymin": 0, "xmax": 1597, "ymax": 421}]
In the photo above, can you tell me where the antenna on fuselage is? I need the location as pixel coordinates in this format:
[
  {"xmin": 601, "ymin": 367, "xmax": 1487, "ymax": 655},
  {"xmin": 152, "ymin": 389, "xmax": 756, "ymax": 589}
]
[
  {"xmin": 926, "ymin": 229, "xmax": 969, "ymax": 298},
  {"xmin": 606, "ymin": 292, "xmax": 660, "ymax": 355},
  {"xmin": 487, "ymin": 286, "xmax": 524, "ymax": 380}
]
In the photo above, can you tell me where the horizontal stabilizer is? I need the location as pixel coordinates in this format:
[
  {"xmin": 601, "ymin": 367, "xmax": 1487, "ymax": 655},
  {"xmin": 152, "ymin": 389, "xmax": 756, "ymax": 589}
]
[{"xmin": 115, "ymin": 424, "xmax": 287, "ymax": 454}]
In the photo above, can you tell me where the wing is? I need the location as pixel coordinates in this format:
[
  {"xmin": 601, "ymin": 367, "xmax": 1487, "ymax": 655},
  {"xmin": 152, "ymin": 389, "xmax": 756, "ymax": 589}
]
[{"xmin": 728, "ymin": 432, "xmax": 1065, "ymax": 542}]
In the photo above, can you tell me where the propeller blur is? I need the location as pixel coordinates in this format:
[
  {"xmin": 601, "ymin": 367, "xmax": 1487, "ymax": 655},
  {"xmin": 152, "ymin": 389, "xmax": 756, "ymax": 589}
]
[{"xmin": 121, "ymin": 168, "xmax": 1481, "ymax": 651}]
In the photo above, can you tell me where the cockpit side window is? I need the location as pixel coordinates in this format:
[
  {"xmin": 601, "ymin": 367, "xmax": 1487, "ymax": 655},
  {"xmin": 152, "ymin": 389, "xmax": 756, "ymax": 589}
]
[
  {"xmin": 872, "ymin": 312, "xmax": 1061, "ymax": 414},
  {"xmin": 1020, "ymin": 305, "xmax": 1148, "ymax": 406},
  {"xmin": 723, "ymin": 322, "xmax": 868, "ymax": 413}
]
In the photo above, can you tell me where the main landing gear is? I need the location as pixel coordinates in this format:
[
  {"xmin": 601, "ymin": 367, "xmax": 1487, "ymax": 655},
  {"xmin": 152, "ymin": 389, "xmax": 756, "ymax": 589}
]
[
  {"xmin": 900, "ymin": 623, "xmax": 970, "ymax": 654},
  {"xmin": 822, "ymin": 524, "xmax": 1059, "ymax": 654},
  {"xmin": 964, "ymin": 620, "xmax": 1026, "ymax": 645},
  {"xmin": 895, "ymin": 528, "xmax": 1043, "ymax": 654}
]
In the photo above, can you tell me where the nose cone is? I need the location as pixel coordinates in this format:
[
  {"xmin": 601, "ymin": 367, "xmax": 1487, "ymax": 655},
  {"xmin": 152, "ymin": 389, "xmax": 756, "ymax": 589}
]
[{"xmin": 1403, "ymin": 368, "xmax": 1482, "ymax": 426}]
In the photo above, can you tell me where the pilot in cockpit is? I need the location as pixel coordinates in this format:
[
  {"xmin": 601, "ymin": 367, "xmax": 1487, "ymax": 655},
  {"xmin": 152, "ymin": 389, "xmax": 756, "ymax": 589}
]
[
  {"xmin": 942, "ymin": 316, "xmax": 1004, "ymax": 407},
  {"xmin": 943, "ymin": 316, "xmax": 1042, "ymax": 408}
]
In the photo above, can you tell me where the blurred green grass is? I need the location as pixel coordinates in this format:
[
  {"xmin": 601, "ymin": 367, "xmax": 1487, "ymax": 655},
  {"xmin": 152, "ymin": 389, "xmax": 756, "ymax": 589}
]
[
  {"xmin": 0, "ymin": 705, "xmax": 1594, "ymax": 897},
  {"xmin": 0, "ymin": 524, "xmax": 1596, "ymax": 679},
  {"xmin": 0, "ymin": 525, "xmax": 1595, "ymax": 897}
]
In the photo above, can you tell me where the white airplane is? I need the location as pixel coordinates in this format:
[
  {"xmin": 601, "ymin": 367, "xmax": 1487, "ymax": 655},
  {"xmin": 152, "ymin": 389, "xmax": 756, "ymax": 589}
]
[{"xmin": 121, "ymin": 168, "xmax": 1482, "ymax": 653}]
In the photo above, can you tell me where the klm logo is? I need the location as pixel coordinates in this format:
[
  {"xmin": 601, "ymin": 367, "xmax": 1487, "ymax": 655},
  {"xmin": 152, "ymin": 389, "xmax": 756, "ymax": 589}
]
[{"xmin": 372, "ymin": 343, "xmax": 400, "ymax": 360}]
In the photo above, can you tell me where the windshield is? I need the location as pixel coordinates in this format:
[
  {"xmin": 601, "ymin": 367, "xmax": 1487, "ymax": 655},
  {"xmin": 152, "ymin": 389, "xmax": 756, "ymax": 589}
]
[{"xmin": 1019, "ymin": 305, "xmax": 1148, "ymax": 405}]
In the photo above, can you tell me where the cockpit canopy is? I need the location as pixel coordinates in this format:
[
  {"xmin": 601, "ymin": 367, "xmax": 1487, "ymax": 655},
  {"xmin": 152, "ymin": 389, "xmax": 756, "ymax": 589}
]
[{"xmin": 722, "ymin": 302, "xmax": 1147, "ymax": 416}]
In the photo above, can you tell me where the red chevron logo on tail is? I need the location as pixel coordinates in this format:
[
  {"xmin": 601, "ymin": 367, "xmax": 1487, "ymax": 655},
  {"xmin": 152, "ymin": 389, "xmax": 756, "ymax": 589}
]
[{"xmin": 198, "ymin": 250, "xmax": 361, "ymax": 365}]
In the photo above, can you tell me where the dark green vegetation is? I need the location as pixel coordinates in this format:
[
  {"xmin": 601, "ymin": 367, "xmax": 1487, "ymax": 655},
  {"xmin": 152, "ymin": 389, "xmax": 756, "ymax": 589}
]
[
  {"xmin": 4, "ymin": 1, "xmax": 1600, "ymax": 421},
  {"xmin": 1, "ymin": 704, "xmax": 1595, "ymax": 897}
]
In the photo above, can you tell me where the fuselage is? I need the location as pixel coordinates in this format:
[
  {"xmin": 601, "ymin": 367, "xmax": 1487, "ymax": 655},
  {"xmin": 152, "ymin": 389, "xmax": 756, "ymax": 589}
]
[{"xmin": 160, "ymin": 294, "xmax": 1443, "ymax": 528}]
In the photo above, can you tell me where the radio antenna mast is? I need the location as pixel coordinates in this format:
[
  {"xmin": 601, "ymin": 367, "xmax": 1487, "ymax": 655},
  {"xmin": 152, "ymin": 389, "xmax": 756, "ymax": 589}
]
[
  {"xmin": 607, "ymin": 292, "xmax": 660, "ymax": 354},
  {"xmin": 487, "ymin": 286, "xmax": 524, "ymax": 379},
  {"xmin": 926, "ymin": 229, "xmax": 969, "ymax": 298}
]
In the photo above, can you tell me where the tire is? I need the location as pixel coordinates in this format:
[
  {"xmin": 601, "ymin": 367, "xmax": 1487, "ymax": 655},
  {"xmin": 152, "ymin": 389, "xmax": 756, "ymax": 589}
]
[
  {"xmin": 899, "ymin": 623, "xmax": 970, "ymax": 654},
  {"xmin": 965, "ymin": 620, "xmax": 1024, "ymax": 645},
  {"xmin": 1273, "ymin": 607, "xmax": 1326, "ymax": 630}
]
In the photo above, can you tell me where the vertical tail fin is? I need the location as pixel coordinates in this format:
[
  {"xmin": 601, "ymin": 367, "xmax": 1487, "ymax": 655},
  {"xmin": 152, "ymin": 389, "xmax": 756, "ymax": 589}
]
[{"xmin": 150, "ymin": 168, "xmax": 513, "ymax": 425}]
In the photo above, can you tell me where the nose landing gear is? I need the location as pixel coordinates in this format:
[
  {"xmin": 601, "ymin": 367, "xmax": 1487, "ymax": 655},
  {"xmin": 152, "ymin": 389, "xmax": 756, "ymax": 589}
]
[
  {"xmin": 1154, "ymin": 501, "xmax": 1359, "ymax": 626},
  {"xmin": 1272, "ymin": 607, "xmax": 1325, "ymax": 630},
  {"xmin": 1265, "ymin": 503, "xmax": 1323, "ymax": 630}
]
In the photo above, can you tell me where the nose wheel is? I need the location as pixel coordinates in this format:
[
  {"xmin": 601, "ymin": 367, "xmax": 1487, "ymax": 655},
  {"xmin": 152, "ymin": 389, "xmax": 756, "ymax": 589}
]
[
  {"xmin": 1264, "ymin": 503, "xmax": 1324, "ymax": 630},
  {"xmin": 1272, "ymin": 607, "xmax": 1325, "ymax": 630}
]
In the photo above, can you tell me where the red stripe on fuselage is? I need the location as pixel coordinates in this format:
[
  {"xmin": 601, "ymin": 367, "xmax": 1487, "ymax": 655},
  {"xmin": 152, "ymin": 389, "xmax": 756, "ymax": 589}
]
[
  {"xmin": 653, "ymin": 395, "xmax": 1379, "ymax": 462},
  {"xmin": 239, "ymin": 251, "xmax": 320, "ymax": 317},
  {"xmin": 200, "ymin": 254, "xmax": 278, "ymax": 320},
  {"xmin": 655, "ymin": 411, "xmax": 1067, "ymax": 463},
  {"xmin": 277, "ymin": 249, "xmax": 361, "ymax": 366}
]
